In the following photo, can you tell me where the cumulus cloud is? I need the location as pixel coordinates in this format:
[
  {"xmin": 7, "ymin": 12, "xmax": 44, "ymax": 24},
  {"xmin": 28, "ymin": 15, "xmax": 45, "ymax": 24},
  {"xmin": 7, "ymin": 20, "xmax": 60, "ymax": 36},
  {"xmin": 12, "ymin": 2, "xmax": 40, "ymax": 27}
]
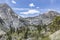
[
  {"xmin": 12, "ymin": 0, "xmax": 16, "ymax": 4},
  {"xmin": 13, "ymin": 8, "xmax": 59, "ymax": 15},
  {"xmin": 29, "ymin": 3, "xmax": 35, "ymax": 7},
  {"xmin": 20, "ymin": 9, "xmax": 40, "ymax": 14}
]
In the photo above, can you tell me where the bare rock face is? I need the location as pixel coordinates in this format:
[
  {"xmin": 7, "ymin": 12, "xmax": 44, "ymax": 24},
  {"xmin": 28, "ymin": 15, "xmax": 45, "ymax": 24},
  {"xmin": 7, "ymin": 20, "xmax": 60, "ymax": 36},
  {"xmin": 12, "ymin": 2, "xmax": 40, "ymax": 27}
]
[
  {"xmin": 49, "ymin": 30, "xmax": 60, "ymax": 40},
  {"xmin": 0, "ymin": 3, "xmax": 29, "ymax": 32}
]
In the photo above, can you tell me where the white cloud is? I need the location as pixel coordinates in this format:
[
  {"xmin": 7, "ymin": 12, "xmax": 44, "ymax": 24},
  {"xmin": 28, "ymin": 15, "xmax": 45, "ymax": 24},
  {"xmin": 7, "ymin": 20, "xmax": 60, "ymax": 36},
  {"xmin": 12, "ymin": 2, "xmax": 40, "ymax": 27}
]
[
  {"xmin": 13, "ymin": 8, "xmax": 60, "ymax": 15},
  {"xmin": 29, "ymin": 3, "xmax": 35, "ymax": 7},
  {"xmin": 20, "ymin": 9, "xmax": 40, "ymax": 14},
  {"xmin": 12, "ymin": 0, "xmax": 16, "ymax": 4}
]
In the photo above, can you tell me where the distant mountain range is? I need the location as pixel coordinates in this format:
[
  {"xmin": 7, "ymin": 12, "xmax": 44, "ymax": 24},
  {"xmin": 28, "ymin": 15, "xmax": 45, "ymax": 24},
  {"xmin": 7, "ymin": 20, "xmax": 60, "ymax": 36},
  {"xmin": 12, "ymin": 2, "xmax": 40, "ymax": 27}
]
[
  {"xmin": 25, "ymin": 11, "xmax": 60, "ymax": 25},
  {"xmin": 0, "ymin": 3, "xmax": 60, "ymax": 32}
]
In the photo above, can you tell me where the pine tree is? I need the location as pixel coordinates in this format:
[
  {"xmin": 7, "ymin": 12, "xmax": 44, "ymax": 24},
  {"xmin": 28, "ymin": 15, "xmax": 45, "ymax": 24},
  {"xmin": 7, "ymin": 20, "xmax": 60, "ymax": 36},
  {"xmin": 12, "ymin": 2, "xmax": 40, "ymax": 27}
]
[{"xmin": 49, "ymin": 16, "xmax": 60, "ymax": 32}]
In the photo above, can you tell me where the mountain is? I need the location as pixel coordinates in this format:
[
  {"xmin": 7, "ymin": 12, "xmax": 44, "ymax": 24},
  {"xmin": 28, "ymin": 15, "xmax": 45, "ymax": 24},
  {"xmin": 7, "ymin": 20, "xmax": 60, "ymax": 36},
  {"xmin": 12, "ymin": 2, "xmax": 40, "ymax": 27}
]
[
  {"xmin": 0, "ymin": 3, "xmax": 29, "ymax": 32},
  {"xmin": 0, "ymin": 3, "xmax": 60, "ymax": 40},
  {"xmin": 0, "ymin": 3, "xmax": 60, "ymax": 32},
  {"xmin": 25, "ymin": 11, "xmax": 60, "ymax": 25}
]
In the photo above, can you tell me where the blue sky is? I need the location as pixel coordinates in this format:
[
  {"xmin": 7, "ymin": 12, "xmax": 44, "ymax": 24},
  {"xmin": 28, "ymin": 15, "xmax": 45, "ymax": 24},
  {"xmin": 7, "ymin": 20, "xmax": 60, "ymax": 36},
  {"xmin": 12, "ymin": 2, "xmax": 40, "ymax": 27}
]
[{"xmin": 0, "ymin": 0, "xmax": 60, "ymax": 17}]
